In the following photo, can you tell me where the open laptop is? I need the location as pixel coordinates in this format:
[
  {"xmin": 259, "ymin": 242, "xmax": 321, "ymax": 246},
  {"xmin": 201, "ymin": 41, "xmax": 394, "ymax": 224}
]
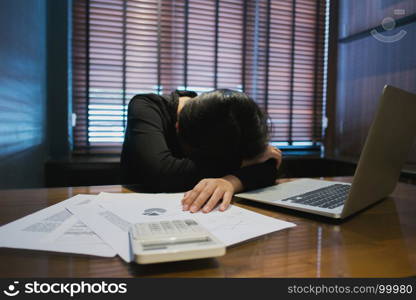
[{"xmin": 235, "ymin": 85, "xmax": 416, "ymax": 219}]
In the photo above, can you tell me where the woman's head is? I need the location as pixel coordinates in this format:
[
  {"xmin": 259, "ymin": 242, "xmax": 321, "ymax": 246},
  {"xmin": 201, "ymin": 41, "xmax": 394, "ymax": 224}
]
[{"xmin": 177, "ymin": 89, "xmax": 269, "ymax": 163}]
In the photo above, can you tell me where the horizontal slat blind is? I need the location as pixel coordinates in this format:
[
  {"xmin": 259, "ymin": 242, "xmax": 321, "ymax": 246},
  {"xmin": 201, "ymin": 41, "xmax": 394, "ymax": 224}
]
[{"xmin": 72, "ymin": 0, "xmax": 327, "ymax": 153}]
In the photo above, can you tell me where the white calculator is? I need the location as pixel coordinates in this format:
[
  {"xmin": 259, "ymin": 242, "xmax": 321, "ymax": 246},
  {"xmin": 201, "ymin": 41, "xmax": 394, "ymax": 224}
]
[{"xmin": 130, "ymin": 219, "xmax": 226, "ymax": 264}]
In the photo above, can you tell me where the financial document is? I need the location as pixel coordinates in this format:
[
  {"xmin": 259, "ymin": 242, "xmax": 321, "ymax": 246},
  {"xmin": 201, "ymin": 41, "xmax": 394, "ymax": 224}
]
[
  {"xmin": 0, "ymin": 194, "xmax": 116, "ymax": 257},
  {"xmin": 67, "ymin": 192, "xmax": 296, "ymax": 262}
]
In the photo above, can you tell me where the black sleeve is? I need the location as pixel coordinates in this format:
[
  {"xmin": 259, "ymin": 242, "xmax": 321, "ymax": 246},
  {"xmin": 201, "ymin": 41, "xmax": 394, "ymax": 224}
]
[
  {"xmin": 122, "ymin": 95, "xmax": 277, "ymax": 192},
  {"xmin": 231, "ymin": 159, "xmax": 277, "ymax": 191}
]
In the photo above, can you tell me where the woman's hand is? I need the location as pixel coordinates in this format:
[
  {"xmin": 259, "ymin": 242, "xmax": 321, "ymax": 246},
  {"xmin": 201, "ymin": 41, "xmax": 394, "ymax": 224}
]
[
  {"xmin": 182, "ymin": 175, "xmax": 243, "ymax": 213},
  {"xmin": 242, "ymin": 145, "xmax": 282, "ymax": 169}
]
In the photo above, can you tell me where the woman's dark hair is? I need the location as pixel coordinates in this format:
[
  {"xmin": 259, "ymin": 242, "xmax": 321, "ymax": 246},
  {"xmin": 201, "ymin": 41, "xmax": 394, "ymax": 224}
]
[{"xmin": 177, "ymin": 89, "xmax": 269, "ymax": 163}]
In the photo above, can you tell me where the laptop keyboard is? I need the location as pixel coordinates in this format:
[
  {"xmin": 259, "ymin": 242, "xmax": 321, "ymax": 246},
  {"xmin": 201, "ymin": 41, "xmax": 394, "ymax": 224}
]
[{"xmin": 281, "ymin": 184, "xmax": 350, "ymax": 209}]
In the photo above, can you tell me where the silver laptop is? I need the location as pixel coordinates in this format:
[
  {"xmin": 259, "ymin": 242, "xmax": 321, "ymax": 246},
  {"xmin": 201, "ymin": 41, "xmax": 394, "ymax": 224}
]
[{"xmin": 235, "ymin": 85, "xmax": 416, "ymax": 219}]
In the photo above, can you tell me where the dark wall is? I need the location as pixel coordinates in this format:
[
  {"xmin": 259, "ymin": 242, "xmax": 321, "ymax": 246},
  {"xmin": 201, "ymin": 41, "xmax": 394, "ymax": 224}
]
[
  {"xmin": 0, "ymin": 0, "xmax": 48, "ymax": 189},
  {"xmin": 328, "ymin": 0, "xmax": 416, "ymax": 169},
  {"xmin": 47, "ymin": 0, "xmax": 72, "ymax": 160}
]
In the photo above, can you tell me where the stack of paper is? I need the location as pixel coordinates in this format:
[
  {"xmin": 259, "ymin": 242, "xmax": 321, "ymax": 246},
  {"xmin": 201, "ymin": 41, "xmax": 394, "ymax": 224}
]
[
  {"xmin": 0, "ymin": 194, "xmax": 116, "ymax": 257},
  {"xmin": 0, "ymin": 192, "xmax": 296, "ymax": 262}
]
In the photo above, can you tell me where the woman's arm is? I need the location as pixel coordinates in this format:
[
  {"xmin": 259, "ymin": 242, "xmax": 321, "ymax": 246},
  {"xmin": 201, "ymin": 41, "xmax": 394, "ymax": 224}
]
[
  {"xmin": 181, "ymin": 146, "xmax": 282, "ymax": 213},
  {"xmin": 181, "ymin": 158, "xmax": 279, "ymax": 213},
  {"xmin": 233, "ymin": 145, "xmax": 282, "ymax": 190}
]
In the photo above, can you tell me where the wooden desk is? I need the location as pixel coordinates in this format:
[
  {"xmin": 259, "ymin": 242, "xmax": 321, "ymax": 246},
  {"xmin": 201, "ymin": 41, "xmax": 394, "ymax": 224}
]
[{"xmin": 1, "ymin": 177, "xmax": 415, "ymax": 277}]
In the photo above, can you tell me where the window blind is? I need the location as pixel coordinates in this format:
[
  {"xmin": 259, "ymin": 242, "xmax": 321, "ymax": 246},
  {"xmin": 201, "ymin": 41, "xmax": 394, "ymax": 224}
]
[{"xmin": 72, "ymin": 0, "xmax": 328, "ymax": 153}]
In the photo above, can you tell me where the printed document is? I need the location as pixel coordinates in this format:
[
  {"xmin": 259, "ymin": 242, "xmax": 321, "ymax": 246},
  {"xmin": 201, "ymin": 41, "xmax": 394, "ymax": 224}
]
[{"xmin": 0, "ymin": 194, "xmax": 116, "ymax": 257}]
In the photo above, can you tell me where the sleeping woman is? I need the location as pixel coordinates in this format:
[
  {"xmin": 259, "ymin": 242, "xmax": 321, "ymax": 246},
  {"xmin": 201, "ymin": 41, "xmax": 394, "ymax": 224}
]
[{"xmin": 120, "ymin": 89, "xmax": 282, "ymax": 213}]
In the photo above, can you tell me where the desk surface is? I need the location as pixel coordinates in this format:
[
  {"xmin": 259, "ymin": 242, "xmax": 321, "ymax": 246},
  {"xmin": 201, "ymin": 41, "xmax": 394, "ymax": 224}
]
[{"xmin": 1, "ymin": 177, "xmax": 415, "ymax": 278}]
